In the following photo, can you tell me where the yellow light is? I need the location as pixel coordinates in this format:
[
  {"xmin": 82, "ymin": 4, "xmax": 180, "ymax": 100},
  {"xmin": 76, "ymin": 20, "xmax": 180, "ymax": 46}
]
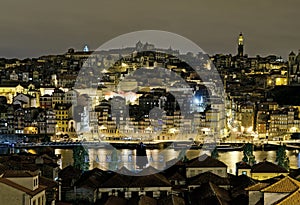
[
  {"xmin": 121, "ymin": 63, "xmax": 128, "ymax": 68},
  {"xmin": 28, "ymin": 149, "xmax": 37, "ymax": 154},
  {"xmin": 238, "ymin": 34, "xmax": 244, "ymax": 45},
  {"xmin": 247, "ymin": 126, "xmax": 253, "ymax": 133},
  {"xmin": 241, "ymin": 126, "xmax": 245, "ymax": 132}
]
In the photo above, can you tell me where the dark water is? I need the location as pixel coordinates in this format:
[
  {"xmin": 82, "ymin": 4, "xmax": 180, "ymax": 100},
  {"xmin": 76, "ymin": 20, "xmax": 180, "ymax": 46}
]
[{"xmin": 54, "ymin": 148, "xmax": 300, "ymax": 174}]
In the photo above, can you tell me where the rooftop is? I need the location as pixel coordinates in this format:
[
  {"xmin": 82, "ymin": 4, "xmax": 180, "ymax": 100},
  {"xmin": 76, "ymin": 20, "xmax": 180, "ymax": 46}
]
[
  {"xmin": 188, "ymin": 171, "xmax": 229, "ymax": 186},
  {"xmin": 104, "ymin": 196, "xmax": 127, "ymax": 205},
  {"xmin": 0, "ymin": 178, "xmax": 46, "ymax": 196},
  {"xmin": 261, "ymin": 176, "xmax": 300, "ymax": 193},
  {"xmin": 245, "ymin": 183, "xmax": 270, "ymax": 191},
  {"xmin": 190, "ymin": 182, "xmax": 231, "ymax": 205},
  {"xmin": 276, "ymin": 189, "xmax": 300, "ymax": 205},
  {"xmin": 2, "ymin": 170, "xmax": 39, "ymax": 178},
  {"xmin": 251, "ymin": 161, "xmax": 288, "ymax": 173},
  {"xmin": 186, "ymin": 154, "xmax": 227, "ymax": 168}
]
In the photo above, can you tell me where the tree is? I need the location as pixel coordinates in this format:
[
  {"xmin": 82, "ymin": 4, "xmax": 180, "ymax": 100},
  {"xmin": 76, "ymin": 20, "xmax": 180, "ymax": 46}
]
[
  {"xmin": 73, "ymin": 146, "xmax": 89, "ymax": 171},
  {"xmin": 242, "ymin": 143, "xmax": 255, "ymax": 165},
  {"xmin": 108, "ymin": 148, "xmax": 120, "ymax": 171},
  {"xmin": 211, "ymin": 147, "xmax": 219, "ymax": 159},
  {"xmin": 177, "ymin": 148, "xmax": 189, "ymax": 162},
  {"xmin": 276, "ymin": 145, "xmax": 289, "ymax": 171}
]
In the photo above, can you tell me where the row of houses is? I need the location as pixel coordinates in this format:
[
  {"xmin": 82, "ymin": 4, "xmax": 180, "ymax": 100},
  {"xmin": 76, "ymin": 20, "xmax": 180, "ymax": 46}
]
[
  {"xmin": 58, "ymin": 153, "xmax": 295, "ymax": 205},
  {"xmin": 0, "ymin": 149, "xmax": 299, "ymax": 205},
  {"xmin": 0, "ymin": 83, "xmax": 226, "ymax": 141},
  {"xmin": 231, "ymin": 100, "xmax": 300, "ymax": 139},
  {"xmin": 0, "ymin": 103, "xmax": 78, "ymax": 137}
]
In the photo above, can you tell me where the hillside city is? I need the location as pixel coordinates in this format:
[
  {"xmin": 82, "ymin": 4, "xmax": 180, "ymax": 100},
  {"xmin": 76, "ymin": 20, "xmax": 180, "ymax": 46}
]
[{"xmin": 1, "ymin": 33, "xmax": 300, "ymax": 204}]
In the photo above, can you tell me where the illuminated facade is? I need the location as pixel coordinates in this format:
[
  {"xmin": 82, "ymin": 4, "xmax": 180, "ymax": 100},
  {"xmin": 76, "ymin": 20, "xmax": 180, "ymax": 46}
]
[{"xmin": 238, "ymin": 32, "xmax": 244, "ymax": 57}]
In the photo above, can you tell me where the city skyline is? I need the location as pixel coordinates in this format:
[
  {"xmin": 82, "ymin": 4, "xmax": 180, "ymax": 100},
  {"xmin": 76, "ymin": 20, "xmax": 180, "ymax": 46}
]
[
  {"xmin": 0, "ymin": 0, "xmax": 299, "ymax": 59},
  {"xmin": 2, "ymin": 1, "xmax": 300, "ymax": 205}
]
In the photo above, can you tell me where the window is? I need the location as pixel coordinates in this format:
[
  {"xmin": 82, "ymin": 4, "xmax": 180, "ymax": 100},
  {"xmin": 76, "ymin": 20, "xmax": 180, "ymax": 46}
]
[{"xmin": 33, "ymin": 178, "xmax": 38, "ymax": 187}]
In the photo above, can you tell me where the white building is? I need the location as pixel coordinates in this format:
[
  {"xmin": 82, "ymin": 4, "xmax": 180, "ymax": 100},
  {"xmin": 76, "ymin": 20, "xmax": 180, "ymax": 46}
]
[{"xmin": 0, "ymin": 170, "xmax": 46, "ymax": 205}]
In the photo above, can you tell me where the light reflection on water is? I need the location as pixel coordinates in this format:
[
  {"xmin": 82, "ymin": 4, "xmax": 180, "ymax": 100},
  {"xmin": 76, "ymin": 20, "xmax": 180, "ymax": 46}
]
[{"xmin": 54, "ymin": 148, "xmax": 300, "ymax": 173}]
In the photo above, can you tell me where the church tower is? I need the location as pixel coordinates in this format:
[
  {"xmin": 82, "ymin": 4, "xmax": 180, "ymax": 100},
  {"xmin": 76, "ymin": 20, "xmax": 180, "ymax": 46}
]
[
  {"xmin": 288, "ymin": 51, "xmax": 296, "ymax": 67},
  {"xmin": 237, "ymin": 32, "xmax": 244, "ymax": 57},
  {"xmin": 83, "ymin": 45, "xmax": 89, "ymax": 52}
]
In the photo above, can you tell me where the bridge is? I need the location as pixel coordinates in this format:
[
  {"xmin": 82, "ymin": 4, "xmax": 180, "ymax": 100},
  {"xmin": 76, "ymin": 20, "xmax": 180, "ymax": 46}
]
[
  {"xmin": 266, "ymin": 140, "xmax": 300, "ymax": 150},
  {"xmin": 3, "ymin": 139, "xmax": 300, "ymax": 151},
  {"xmin": 2, "ymin": 140, "xmax": 173, "ymax": 150}
]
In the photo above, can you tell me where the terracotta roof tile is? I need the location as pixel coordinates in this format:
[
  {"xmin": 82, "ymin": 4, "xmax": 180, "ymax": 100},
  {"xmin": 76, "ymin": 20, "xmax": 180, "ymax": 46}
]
[
  {"xmin": 245, "ymin": 183, "xmax": 270, "ymax": 191},
  {"xmin": 261, "ymin": 176, "xmax": 300, "ymax": 193},
  {"xmin": 276, "ymin": 189, "xmax": 300, "ymax": 205}
]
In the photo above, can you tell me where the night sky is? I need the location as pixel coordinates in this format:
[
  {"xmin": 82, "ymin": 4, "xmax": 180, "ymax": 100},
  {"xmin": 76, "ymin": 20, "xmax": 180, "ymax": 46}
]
[{"xmin": 0, "ymin": 0, "xmax": 299, "ymax": 59}]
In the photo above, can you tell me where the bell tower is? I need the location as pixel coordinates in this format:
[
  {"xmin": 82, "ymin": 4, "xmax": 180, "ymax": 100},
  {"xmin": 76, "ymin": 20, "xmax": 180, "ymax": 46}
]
[{"xmin": 238, "ymin": 32, "xmax": 244, "ymax": 57}]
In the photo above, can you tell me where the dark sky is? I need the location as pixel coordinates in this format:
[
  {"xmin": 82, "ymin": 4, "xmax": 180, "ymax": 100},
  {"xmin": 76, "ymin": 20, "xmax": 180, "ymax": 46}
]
[{"xmin": 1, "ymin": 0, "xmax": 299, "ymax": 59}]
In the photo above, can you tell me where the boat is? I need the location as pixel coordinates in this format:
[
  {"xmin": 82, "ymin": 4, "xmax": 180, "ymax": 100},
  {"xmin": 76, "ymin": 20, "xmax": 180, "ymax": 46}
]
[
  {"xmin": 216, "ymin": 144, "xmax": 244, "ymax": 151},
  {"xmin": 171, "ymin": 141, "xmax": 195, "ymax": 150},
  {"xmin": 202, "ymin": 143, "xmax": 244, "ymax": 151}
]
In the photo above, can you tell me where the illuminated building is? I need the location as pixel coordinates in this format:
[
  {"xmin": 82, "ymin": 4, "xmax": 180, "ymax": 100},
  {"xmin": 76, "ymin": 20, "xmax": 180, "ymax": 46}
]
[
  {"xmin": 37, "ymin": 109, "xmax": 56, "ymax": 135},
  {"xmin": 23, "ymin": 126, "xmax": 38, "ymax": 134},
  {"xmin": 288, "ymin": 50, "xmax": 300, "ymax": 84},
  {"xmin": 40, "ymin": 94, "xmax": 52, "ymax": 109},
  {"xmin": 250, "ymin": 161, "xmax": 288, "ymax": 180},
  {"xmin": 237, "ymin": 32, "xmax": 244, "ymax": 57},
  {"xmin": 52, "ymin": 88, "xmax": 65, "ymax": 108},
  {"xmin": 54, "ymin": 103, "xmax": 72, "ymax": 134}
]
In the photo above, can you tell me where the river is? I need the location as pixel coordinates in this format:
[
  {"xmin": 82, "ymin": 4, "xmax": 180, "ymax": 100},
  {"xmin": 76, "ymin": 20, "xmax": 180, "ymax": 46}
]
[{"xmin": 54, "ymin": 148, "xmax": 300, "ymax": 174}]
